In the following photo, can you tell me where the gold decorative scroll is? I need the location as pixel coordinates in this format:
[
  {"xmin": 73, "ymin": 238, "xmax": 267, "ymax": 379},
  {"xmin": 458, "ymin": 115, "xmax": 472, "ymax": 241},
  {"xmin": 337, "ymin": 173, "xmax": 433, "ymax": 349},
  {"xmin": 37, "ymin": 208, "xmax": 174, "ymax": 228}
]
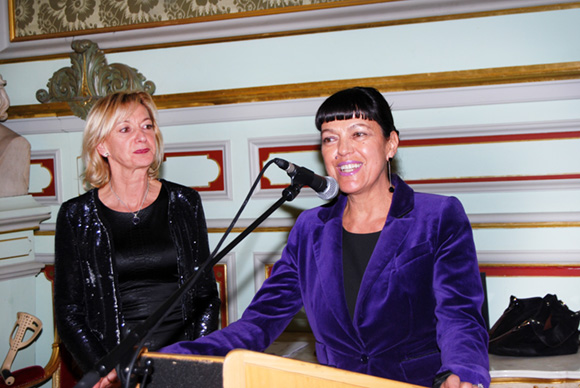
[{"xmin": 36, "ymin": 40, "xmax": 156, "ymax": 120}]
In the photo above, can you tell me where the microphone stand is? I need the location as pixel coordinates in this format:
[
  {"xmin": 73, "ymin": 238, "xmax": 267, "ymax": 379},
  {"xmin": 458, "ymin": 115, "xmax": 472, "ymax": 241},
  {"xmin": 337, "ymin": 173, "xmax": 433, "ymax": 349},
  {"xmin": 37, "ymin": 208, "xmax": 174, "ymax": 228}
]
[{"xmin": 74, "ymin": 183, "xmax": 304, "ymax": 388}]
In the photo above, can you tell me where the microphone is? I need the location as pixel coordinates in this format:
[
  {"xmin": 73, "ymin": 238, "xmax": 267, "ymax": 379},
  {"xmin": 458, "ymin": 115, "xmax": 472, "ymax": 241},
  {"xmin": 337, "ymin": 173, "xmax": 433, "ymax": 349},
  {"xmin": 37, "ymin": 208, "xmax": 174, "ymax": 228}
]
[{"xmin": 273, "ymin": 158, "xmax": 339, "ymax": 200}]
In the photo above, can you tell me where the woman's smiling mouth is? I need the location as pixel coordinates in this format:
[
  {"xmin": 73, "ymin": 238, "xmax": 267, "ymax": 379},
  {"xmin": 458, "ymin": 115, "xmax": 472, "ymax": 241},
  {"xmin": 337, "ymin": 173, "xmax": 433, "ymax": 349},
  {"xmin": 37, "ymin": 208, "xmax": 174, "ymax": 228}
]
[{"xmin": 338, "ymin": 161, "xmax": 363, "ymax": 176}]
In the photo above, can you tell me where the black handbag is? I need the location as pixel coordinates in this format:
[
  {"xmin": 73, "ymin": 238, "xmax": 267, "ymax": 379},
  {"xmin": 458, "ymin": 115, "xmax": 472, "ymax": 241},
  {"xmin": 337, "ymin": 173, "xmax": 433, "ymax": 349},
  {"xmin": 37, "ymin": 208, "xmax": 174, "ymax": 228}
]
[{"xmin": 489, "ymin": 294, "xmax": 580, "ymax": 357}]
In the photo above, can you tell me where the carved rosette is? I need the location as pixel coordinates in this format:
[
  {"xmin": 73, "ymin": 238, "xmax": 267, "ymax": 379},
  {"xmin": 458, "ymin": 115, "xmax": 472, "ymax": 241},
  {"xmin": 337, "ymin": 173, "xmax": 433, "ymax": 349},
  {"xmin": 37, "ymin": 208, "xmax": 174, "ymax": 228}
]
[{"xmin": 36, "ymin": 40, "xmax": 156, "ymax": 120}]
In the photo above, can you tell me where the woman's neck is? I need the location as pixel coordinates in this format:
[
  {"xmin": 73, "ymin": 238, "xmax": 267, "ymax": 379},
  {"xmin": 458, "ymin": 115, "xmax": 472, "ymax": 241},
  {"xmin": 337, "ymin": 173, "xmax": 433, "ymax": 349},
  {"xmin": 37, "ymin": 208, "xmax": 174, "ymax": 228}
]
[
  {"xmin": 342, "ymin": 191, "xmax": 392, "ymax": 234},
  {"xmin": 99, "ymin": 175, "xmax": 161, "ymax": 213}
]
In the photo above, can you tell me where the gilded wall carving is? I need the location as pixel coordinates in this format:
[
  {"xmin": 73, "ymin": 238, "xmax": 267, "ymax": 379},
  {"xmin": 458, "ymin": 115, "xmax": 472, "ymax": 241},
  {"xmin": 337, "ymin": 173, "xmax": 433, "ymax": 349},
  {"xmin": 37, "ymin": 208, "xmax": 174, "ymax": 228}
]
[
  {"xmin": 11, "ymin": 0, "xmax": 350, "ymax": 40},
  {"xmin": 36, "ymin": 40, "xmax": 155, "ymax": 120}
]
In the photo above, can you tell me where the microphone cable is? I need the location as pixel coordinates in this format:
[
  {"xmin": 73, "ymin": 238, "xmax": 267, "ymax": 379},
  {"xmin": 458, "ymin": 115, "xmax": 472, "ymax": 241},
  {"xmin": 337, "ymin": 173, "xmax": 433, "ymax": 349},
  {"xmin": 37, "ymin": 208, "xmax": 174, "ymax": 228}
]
[{"xmin": 119, "ymin": 158, "xmax": 280, "ymax": 388}]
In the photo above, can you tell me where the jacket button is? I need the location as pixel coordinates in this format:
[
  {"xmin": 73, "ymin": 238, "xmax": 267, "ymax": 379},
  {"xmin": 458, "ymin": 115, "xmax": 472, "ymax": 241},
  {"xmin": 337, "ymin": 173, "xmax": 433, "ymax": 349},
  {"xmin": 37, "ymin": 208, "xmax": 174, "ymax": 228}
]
[{"xmin": 360, "ymin": 354, "xmax": 369, "ymax": 363}]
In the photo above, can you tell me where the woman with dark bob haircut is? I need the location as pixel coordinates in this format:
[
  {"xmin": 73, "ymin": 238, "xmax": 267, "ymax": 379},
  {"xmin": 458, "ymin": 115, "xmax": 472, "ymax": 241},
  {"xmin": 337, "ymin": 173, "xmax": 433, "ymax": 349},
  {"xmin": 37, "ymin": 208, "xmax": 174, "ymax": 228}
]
[{"xmin": 162, "ymin": 87, "xmax": 490, "ymax": 388}]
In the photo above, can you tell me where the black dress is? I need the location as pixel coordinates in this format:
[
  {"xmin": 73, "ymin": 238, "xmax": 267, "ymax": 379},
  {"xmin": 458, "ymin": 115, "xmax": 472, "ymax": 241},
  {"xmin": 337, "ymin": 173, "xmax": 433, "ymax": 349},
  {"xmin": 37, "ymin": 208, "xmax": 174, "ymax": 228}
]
[
  {"xmin": 98, "ymin": 188, "xmax": 189, "ymax": 350},
  {"xmin": 342, "ymin": 228, "xmax": 381, "ymax": 320}
]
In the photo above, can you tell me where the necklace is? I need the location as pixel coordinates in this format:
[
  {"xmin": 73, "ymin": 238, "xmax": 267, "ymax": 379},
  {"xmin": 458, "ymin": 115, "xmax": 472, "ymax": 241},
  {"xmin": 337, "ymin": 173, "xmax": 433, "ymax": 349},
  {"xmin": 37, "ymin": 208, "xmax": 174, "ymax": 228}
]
[{"xmin": 109, "ymin": 179, "xmax": 150, "ymax": 225}]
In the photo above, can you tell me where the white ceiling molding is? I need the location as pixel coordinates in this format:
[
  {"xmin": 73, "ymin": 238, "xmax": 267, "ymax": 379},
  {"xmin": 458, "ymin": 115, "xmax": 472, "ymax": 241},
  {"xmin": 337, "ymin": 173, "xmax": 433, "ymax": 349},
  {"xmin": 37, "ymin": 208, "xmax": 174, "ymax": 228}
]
[
  {"xmin": 34, "ymin": 253, "xmax": 55, "ymax": 265},
  {"xmin": 35, "ymin": 211, "xmax": 579, "ymax": 233},
  {"xmin": 0, "ymin": 261, "xmax": 44, "ymax": 281},
  {"xmin": 205, "ymin": 211, "xmax": 580, "ymax": 230},
  {"xmin": 206, "ymin": 217, "xmax": 297, "ymax": 230},
  {"xmin": 468, "ymin": 211, "xmax": 580, "ymax": 224},
  {"xmin": 0, "ymin": 195, "xmax": 51, "ymax": 233},
  {"xmin": 400, "ymin": 118, "xmax": 580, "ymax": 140},
  {"xmin": 1, "ymin": 0, "xmax": 578, "ymax": 60},
  {"xmin": 385, "ymin": 79, "xmax": 580, "ymax": 111},
  {"xmin": 7, "ymin": 79, "xmax": 580, "ymax": 136},
  {"xmin": 409, "ymin": 178, "xmax": 580, "ymax": 194},
  {"xmin": 477, "ymin": 250, "xmax": 580, "ymax": 264}
]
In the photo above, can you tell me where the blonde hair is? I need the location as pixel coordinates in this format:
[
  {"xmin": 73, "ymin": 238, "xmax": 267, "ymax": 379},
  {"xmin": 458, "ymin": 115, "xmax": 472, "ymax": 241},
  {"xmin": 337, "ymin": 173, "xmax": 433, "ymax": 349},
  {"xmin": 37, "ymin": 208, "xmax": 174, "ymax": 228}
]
[{"xmin": 81, "ymin": 92, "xmax": 164, "ymax": 189}]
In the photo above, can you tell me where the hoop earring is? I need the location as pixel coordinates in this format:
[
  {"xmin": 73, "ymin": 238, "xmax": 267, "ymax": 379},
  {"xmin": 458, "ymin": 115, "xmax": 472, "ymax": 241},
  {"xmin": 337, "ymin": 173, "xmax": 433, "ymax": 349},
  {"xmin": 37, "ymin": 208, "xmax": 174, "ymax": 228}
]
[{"xmin": 388, "ymin": 158, "xmax": 394, "ymax": 193}]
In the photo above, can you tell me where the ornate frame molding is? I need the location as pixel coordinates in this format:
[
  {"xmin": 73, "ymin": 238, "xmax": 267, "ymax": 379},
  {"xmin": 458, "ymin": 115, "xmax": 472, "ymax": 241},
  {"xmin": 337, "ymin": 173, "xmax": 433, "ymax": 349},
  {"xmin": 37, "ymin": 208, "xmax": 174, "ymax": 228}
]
[
  {"xmin": 8, "ymin": 0, "xmax": 378, "ymax": 42},
  {"xmin": 1, "ymin": 1, "xmax": 579, "ymax": 63},
  {"xmin": 7, "ymin": 61, "xmax": 580, "ymax": 119}
]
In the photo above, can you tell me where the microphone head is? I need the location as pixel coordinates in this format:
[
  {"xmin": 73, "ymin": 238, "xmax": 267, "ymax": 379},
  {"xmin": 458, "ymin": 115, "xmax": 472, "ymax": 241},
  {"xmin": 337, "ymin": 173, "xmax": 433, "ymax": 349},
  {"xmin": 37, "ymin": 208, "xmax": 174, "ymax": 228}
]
[
  {"xmin": 317, "ymin": 176, "xmax": 339, "ymax": 200},
  {"xmin": 273, "ymin": 158, "xmax": 290, "ymax": 170}
]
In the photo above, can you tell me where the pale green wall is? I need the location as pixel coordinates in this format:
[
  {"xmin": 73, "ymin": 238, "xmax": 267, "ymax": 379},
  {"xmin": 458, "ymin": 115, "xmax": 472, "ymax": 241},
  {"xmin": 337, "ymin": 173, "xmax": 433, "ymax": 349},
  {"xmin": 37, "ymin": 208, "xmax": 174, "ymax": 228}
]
[
  {"xmin": 2, "ymin": 9, "xmax": 580, "ymax": 104},
  {"xmin": 0, "ymin": 6, "xmax": 579, "ymax": 384}
]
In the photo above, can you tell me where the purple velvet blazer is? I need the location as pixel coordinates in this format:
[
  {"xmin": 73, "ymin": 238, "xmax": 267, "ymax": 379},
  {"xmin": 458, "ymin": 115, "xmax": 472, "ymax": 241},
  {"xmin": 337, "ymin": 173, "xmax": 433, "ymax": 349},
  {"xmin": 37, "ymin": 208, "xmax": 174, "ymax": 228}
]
[{"xmin": 162, "ymin": 175, "xmax": 490, "ymax": 387}]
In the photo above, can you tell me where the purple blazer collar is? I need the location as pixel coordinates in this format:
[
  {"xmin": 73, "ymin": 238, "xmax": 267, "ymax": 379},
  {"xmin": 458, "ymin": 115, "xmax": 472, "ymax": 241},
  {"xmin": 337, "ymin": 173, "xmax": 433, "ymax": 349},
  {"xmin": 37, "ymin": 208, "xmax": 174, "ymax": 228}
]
[{"xmin": 316, "ymin": 174, "xmax": 414, "ymax": 223}]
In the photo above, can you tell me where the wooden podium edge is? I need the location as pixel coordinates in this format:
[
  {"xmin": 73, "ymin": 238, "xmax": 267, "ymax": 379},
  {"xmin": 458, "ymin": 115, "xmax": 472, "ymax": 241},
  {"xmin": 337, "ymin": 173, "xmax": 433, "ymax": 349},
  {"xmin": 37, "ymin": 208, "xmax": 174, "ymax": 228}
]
[
  {"xmin": 222, "ymin": 349, "xmax": 426, "ymax": 388},
  {"xmin": 142, "ymin": 351, "xmax": 225, "ymax": 364}
]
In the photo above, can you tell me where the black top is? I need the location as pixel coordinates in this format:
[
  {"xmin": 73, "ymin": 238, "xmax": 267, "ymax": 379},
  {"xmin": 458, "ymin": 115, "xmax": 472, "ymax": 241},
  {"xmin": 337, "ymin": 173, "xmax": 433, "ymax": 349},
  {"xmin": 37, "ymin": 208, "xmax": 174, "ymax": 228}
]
[
  {"xmin": 55, "ymin": 179, "xmax": 219, "ymax": 373},
  {"xmin": 342, "ymin": 228, "xmax": 381, "ymax": 320},
  {"xmin": 98, "ymin": 187, "xmax": 188, "ymax": 350}
]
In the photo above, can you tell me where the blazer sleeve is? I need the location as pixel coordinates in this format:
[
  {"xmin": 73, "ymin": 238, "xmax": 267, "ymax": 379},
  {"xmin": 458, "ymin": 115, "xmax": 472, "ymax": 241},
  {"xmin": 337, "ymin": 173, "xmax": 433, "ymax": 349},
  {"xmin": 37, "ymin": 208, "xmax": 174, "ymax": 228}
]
[
  {"xmin": 432, "ymin": 197, "xmax": 491, "ymax": 387},
  {"xmin": 185, "ymin": 191, "xmax": 222, "ymax": 337},
  {"xmin": 54, "ymin": 203, "xmax": 109, "ymax": 372}
]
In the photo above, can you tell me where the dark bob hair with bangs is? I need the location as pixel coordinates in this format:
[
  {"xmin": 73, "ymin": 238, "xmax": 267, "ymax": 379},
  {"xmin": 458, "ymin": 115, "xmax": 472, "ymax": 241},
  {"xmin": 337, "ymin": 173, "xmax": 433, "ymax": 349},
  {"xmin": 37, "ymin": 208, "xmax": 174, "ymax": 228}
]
[{"xmin": 315, "ymin": 87, "xmax": 398, "ymax": 138}]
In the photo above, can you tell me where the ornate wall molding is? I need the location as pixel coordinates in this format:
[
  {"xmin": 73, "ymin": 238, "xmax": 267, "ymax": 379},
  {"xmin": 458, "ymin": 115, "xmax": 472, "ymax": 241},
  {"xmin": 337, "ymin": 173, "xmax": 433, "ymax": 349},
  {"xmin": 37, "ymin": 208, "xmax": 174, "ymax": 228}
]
[
  {"xmin": 1, "ymin": 1, "xmax": 579, "ymax": 62},
  {"xmin": 7, "ymin": 79, "xmax": 580, "ymax": 136},
  {"xmin": 217, "ymin": 253, "xmax": 238, "ymax": 323},
  {"xmin": 8, "ymin": 62, "xmax": 580, "ymax": 120},
  {"xmin": 35, "ymin": 40, "xmax": 156, "ymax": 120},
  {"xmin": 409, "ymin": 177, "xmax": 580, "ymax": 195},
  {"xmin": 248, "ymin": 134, "xmax": 322, "ymax": 199},
  {"xmin": 163, "ymin": 140, "xmax": 232, "ymax": 201},
  {"xmin": 253, "ymin": 252, "xmax": 282, "ymax": 293},
  {"xmin": 29, "ymin": 150, "xmax": 61, "ymax": 204}
]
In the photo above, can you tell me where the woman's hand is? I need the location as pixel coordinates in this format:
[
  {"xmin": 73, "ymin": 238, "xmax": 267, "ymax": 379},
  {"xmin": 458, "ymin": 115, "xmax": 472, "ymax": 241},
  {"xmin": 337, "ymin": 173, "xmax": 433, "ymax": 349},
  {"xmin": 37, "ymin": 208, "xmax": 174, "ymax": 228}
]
[
  {"xmin": 92, "ymin": 368, "xmax": 120, "ymax": 388},
  {"xmin": 441, "ymin": 374, "xmax": 482, "ymax": 388}
]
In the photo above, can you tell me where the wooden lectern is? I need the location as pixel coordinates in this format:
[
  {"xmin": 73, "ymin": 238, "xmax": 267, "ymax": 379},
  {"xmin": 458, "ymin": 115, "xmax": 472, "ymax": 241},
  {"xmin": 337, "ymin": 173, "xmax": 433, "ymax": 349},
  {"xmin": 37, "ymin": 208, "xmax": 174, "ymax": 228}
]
[{"xmin": 141, "ymin": 350, "xmax": 425, "ymax": 388}]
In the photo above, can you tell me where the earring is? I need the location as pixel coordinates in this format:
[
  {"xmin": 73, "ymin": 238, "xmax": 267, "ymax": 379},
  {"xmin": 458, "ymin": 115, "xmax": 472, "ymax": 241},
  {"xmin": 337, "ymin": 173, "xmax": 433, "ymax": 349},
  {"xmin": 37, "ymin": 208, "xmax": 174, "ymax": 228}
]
[
  {"xmin": 104, "ymin": 152, "xmax": 109, "ymax": 157},
  {"xmin": 388, "ymin": 157, "xmax": 394, "ymax": 193}
]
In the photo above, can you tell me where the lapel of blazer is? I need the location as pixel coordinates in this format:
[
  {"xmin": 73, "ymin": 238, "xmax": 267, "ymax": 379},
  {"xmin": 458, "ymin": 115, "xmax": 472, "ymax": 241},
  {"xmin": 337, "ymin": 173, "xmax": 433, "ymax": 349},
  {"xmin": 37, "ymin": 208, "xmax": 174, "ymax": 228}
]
[
  {"xmin": 313, "ymin": 195, "xmax": 360, "ymax": 339},
  {"xmin": 312, "ymin": 175, "xmax": 416, "ymax": 339},
  {"xmin": 354, "ymin": 175, "xmax": 416, "ymax": 325}
]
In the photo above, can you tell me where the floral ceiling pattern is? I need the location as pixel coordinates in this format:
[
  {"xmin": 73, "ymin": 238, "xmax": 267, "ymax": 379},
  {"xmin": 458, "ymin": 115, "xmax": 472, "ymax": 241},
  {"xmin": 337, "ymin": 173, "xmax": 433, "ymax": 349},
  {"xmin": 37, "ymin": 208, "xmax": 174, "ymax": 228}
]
[{"xmin": 11, "ymin": 0, "xmax": 350, "ymax": 40}]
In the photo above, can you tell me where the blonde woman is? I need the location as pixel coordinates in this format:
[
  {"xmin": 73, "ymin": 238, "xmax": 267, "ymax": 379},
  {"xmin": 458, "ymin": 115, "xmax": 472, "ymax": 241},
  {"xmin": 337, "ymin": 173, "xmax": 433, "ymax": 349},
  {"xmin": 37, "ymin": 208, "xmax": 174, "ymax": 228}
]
[{"xmin": 54, "ymin": 92, "xmax": 220, "ymax": 387}]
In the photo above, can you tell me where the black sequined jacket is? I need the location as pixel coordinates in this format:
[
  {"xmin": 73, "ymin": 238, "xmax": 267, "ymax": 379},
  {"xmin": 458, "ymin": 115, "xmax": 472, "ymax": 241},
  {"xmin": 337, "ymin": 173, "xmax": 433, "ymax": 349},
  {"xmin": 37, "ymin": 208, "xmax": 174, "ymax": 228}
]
[{"xmin": 54, "ymin": 179, "xmax": 221, "ymax": 372}]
